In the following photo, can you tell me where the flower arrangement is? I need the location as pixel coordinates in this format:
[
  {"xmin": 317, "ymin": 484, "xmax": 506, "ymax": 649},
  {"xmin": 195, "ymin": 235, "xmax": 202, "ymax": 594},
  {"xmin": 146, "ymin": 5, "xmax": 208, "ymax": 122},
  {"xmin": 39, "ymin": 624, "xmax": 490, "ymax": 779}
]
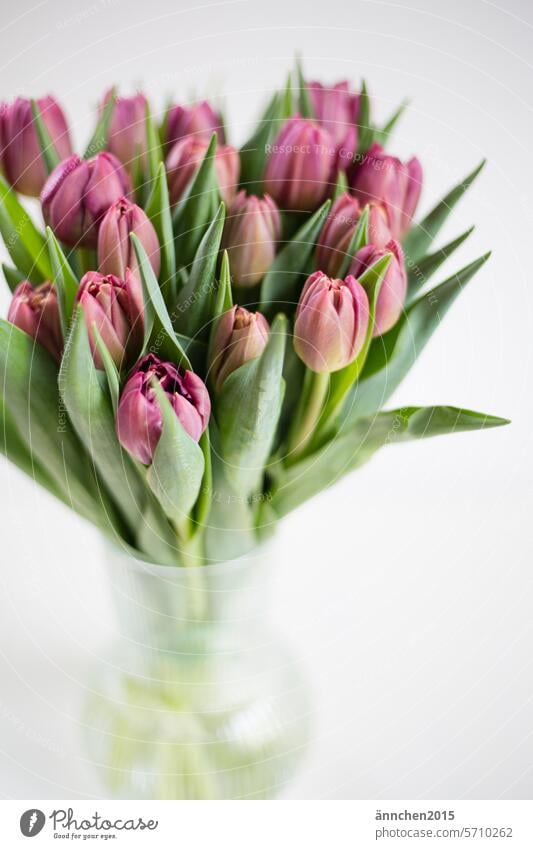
[{"xmin": 0, "ymin": 62, "xmax": 508, "ymax": 567}]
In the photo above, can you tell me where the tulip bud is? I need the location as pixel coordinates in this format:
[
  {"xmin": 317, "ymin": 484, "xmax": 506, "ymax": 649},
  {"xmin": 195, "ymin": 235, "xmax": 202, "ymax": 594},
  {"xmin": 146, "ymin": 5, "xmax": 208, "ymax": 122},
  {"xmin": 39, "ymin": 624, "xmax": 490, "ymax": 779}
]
[
  {"xmin": 101, "ymin": 89, "xmax": 148, "ymax": 176},
  {"xmin": 307, "ymin": 80, "xmax": 359, "ymax": 162},
  {"xmin": 349, "ymin": 239, "xmax": 407, "ymax": 336},
  {"xmin": 7, "ymin": 281, "xmax": 62, "ymax": 362},
  {"xmin": 209, "ymin": 305, "xmax": 270, "ymax": 391},
  {"xmin": 165, "ymin": 100, "xmax": 225, "ymax": 149},
  {"xmin": 41, "ymin": 152, "xmax": 131, "ymax": 248},
  {"xmin": 116, "ymin": 353, "xmax": 211, "ymax": 464},
  {"xmin": 350, "ymin": 143, "xmax": 422, "ymax": 239},
  {"xmin": 97, "ymin": 197, "xmax": 160, "ymax": 311},
  {"xmin": 166, "ymin": 136, "xmax": 240, "ymax": 206},
  {"xmin": 0, "ymin": 96, "xmax": 72, "ymax": 197},
  {"xmin": 294, "ymin": 271, "xmax": 369, "ymax": 373},
  {"xmin": 316, "ymin": 194, "xmax": 393, "ymax": 277},
  {"xmin": 264, "ymin": 117, "xmax": 337, "ymax": 211},
  {"xmin": 76, "ymin": 271, "xmax": 142, "ymax": 369},
  {"xmin": 222, "ymin": 191, "xmax": 280, "ymax": 287}
]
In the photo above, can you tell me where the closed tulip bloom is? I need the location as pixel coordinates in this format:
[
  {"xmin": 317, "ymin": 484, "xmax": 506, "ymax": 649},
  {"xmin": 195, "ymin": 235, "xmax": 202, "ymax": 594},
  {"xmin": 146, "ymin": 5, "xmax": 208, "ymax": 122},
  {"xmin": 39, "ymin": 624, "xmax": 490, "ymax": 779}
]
[
  {"xmin": 350, "ymin": 142, "xmax": 422, "ymax": 238},
  {"xmin": 308, "ymin": 80, "xmax": 359, "ymax": 161},
  {"xmin": 294, "ymin": 271, "xmax": 369, "ymax": 373},
  {"xmin": 316, "ymin": 192, "xmax": 362, "ymax": 277},
  {"xmin": 97, "ymin": 197, "xmax": 160, "ymax": 310},
  {"xmin": 166, "ymin": 136, "xmax": 240, "ymax": 206},
  {"xmin": 166, "ymin": 100, "xmax": 225, "ymax": 149},
  {"xmin": 0, "ymin": 96, "xmax": 72, "ymax": 197},
  {"xmin": 367, "ymin": 202, "xmax": 393, "ymax": 249},
  {"xmin": 116, "ymin": 353, "xmax": 211, "ymax": 464},
  {"xmin": 101, "ymin": 89, "xmax": 148, "ymax": 176},
  {"xmin": 7, "ymin": 281, "xmax": 62, "ymax": 362},
  {"xmin": 76, "ymin": 271, "xmax": 142, "ymax": 369},
  {"xmin": 41, "ymin": 152, "xmax": 130, "ymax": 248},
  {"xmin": 349, "ymin": 239, "xmax": 407, "ymax": 336},
  {"xmin": 264, "ymin": 117, "xmax": 337, "ymax": 211},
  {"xmin": 209, "ymin": 305, "xmax": 270, "ymax": 391},
  {"xmin": 222, "ymin": 191, "xmax": 280, "ymax": 286}
]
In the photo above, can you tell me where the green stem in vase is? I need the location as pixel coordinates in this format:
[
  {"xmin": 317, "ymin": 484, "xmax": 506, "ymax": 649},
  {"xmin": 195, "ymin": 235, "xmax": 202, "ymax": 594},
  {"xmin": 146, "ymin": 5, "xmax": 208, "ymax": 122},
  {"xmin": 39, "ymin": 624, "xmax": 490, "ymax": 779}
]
[{"xmin": 286, "ymin": 369, "xmax": 329, "ymax": 463}]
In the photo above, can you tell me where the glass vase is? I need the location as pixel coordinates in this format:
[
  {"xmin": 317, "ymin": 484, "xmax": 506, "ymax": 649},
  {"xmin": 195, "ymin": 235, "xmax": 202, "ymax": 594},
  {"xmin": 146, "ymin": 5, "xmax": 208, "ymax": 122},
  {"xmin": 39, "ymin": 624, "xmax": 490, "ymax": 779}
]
[{"xmin": 82, "ymin": 542, "xmax": 312, "ymax": 800}]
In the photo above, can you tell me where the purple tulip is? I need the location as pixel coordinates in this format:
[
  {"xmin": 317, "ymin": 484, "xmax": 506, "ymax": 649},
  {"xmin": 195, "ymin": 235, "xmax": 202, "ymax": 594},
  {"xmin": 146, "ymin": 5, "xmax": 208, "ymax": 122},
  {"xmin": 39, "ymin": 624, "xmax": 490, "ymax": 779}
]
[
  {"xmin": 0, "ymin": 96, "xmax": 72, "ymax": 196},
  {"xmin": 350, "ymin": 142, "xmax": 422, "ymax": 239},
  {"xmin": 101, "ymin": 89, "xmax": 148, "ymax": 176},
  {"xmin": 41, "ymin": 152, "xmax": 131, "ymax": 248},
  {"xmin": 116, "ymin": 353, "xmax": 211, "ymax": 464},
  {"xmin": 165, "ymin": 100, "xmax": 224, "ymax": 150},
  {"xmin": 166, "ymin": 136, "xmax": 240, "ymax": 207},
  {"xmin": 97, "ymin": 196, "xmax": 160, "ymax": 312},
  {"xmin": 294, "ymin": 271, "xmax": 369, "ymax": 373},
  {"xmin": 349, "ymin": 239, "xmax": 407, "ymax": 336},
  {"xmin": 76, "ymin": 271, "xmax": 143, "ymax": 369},
  {"xmin": 7, "ymin": 280, "xmax": 62, "ymax": 362},
  {"xmin": 263, "ymin": 116, "xmax": 337, "ymax": 211},
  {"xmin": 308, "ymin": 80, "xmax": 359, "ymax": 163},
  {"xmin": 209, "ymin": 305, "xmax": 270, "ymax": 391},
  {"xmin": 316, "ymin": 194, "xmax": 393, "ymax": 277},
  {"xmin": 222, "ymin": 191, "xmax": 280, "ymax": 286}
]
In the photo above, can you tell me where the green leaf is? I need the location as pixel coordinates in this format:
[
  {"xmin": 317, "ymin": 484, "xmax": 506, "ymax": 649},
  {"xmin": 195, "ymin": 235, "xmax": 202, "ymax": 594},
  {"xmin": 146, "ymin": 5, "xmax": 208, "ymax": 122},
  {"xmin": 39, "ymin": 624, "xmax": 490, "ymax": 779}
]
[
  {"xmin": 403, "ymin": 160, "xmax": 486, "ymax": 264},
  {"xmin": 145, "ymin": 162, "xmax": 176, "ymax": 303},
  {"xmin": 333, "ymin": 170, "xmax": 349, "ymax": 199},
  {"xmin": 174, "ymin": 202, "xmax": 225, "ymax": 340},
  {"xmin": 92, "ymin": 323, "xmax": 120, "ymax": 415},
  {"xmin": 343, "ymin": 253, "xmax": 492, "ymax": 421},
  {"xmin": 173, "ymin": 133, "xmax": 220, "ymax": 268},
  {"xmin": 337, "ymin": 205, "xmax": 369, "ymax": 278},
  {"xmin": 260, "ymin": 199, "xmax": 331, "ymax": 311},
  {"xmin": 214, "ymin": 250, "xmax": 233, "ymax": 316},
  {"xmin": 146, "ymin": 380, "xmax": 205, "ymax": 528},
  {"xmin": 319, "ymin": 253, "xmax": 392, "ymax": 427},
  {"xmin": 271, "ymin": 404, "xmax": 508, "ymax": 517},
  {"xmin": 130, "ymin": 233, "xmax": 191, "ymax": 369},
  {"xmin": 46, "ymin": 226, "xmax": 79, "ymax": 336},
  {"xmin": 406, "ymin": 226, "xmax": 474, "ymax": 305},
  {"xmin": 59, "ymin": 307, "xmax": 150, "ymax": 535},
  {"xmin": 216, "ymin": 314, "xmax": 287, "ymax": 495},
  {"xmin": 373, "ymin": 99, "xmax": 409, "ymax": 146},
  {"xmin": 295, "ymin": 55, "xmax": 314, "ymax": 118},
  {"xmin": 357, "ymin": 80, "xmax": 372, "ymax": 154},
  {"xmin": 2, "ymin": 264, "xmax": 25, "ymax": 293},
  {"xmin": 0, "ymin": 175, "xmax": 53, "ymax": 282},
  {"xmin": 193, "ymin": 429, "xmax": 212, "ymax": 532},
  {"xmin": 30, "ymin": 99, "xmax": 61, "ymax": 174},
  {"xmin": 84, "ymin": 88, "xmax": 116, "ymax": 158},
  {"xmin": 144, "ymin": 101, "xmax": 163, "ymax": 196}
]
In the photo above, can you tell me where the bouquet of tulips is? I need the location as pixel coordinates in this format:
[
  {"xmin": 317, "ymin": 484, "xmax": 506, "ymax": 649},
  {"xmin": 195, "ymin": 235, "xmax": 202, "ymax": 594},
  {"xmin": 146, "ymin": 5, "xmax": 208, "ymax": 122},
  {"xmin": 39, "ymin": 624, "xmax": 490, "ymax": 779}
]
[{"xmin": 0, "ymin": 63, "xmax": 508, "ymax": 566}]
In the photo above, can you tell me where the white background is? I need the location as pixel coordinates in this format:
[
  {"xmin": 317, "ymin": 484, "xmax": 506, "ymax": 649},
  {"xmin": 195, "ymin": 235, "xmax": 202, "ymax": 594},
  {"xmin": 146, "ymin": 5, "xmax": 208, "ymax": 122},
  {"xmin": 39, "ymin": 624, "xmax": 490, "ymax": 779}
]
[{"xmin": 0, "ymin": 0, "xmax": 532, "ymax": 800}]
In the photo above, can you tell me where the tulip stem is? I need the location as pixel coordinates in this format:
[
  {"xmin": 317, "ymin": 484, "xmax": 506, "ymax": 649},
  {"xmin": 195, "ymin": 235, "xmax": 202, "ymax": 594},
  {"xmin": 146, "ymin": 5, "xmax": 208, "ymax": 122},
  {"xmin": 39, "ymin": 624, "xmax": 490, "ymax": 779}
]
[
  {"xmin": 286, "ymin": 370, "xmax": 330, "ymax": 462},
  {"xmin": 179, "ymin": 530, "xmax": 208, "ymax": 621}
]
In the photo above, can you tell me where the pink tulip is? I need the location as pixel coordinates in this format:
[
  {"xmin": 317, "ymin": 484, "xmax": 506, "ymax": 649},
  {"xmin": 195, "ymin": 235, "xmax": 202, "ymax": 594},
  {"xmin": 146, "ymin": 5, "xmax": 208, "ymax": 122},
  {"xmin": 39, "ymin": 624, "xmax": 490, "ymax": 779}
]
[
  {"xmin": 7, "ymin": 281, "xmax": 62, "ymax": 362},
  {"xmin": 308, "ymin": 80, "xmax": 359, "ymax": 163},
  {"xmin": 294, "ymin": 270, "xmax": 369, "ymax": 373},
  {"xmin": 264, "ymin": 116, "xmax": 337, "ymax": 211},
  {"xmin": 209, "ymin": 305, "xmax": 270, "ymax": 391},
  {"xmin": 0, "ymin": 96, "xmax": 72, "ymax": 197},
  {"xmin": 166, "ymin": 100, "xmax": 225, "ymax": 149},
  {"xmin": 76, "ymin": 271, "xmax": 143, "ymax": 369},
  {"xmin": 166, "ymin": 136, "xmax": 239, "ymax": 206},
  {"xmin": 222, "ymin": 191, "xmax": 280, "ymax": 286},
  {"xmin": 116, "ymin": 353, "xmax": 211, "ymax": 464},
  {"xmin": 41, "ymin": 152, "xmax": 130, "ymax": 248},
  {"xmin": 351, "ymin": 142, "xmax": 422, "ymax": 238},
  {"xmin": 349, "ymin": 239, "xmax": 407, "ymax": 336},
  {"xmin": 101, "ymin": 89, "xmax": 148, "ymax": 176}
]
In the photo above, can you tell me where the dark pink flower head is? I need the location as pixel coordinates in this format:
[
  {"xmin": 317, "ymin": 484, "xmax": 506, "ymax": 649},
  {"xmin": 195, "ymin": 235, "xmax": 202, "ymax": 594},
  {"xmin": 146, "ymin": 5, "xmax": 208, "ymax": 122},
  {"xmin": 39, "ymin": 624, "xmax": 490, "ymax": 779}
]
[
  {"xmin": 0, "ymin": 96, "xmax": 72, "ymax": 196},
  {"xmin": 116, "ymin": 353, "xmax": 211, "ymax": 464},
  {"xmin": 349, "ymin": 239, "xmax": 407, "ymax": 337},
  {"xmin": 76, "ymin": 270, "xmax": 143, "ymax": 369},
  {"xmin": 263, "ymin": 116, "xmax": 337, "ymax": 212},
  {"xmin": 7, "ymin": 280, "xmax": 62, "ymax": 362},
  {"xmin": 101, "ymin": 89, "xmax": 149, "ymax": 176},
  {"xmin": 308, "ymin": 80, "xmax": 359, "ymax": 161},
  {"xmin": 166, "ymin": 136, "xmax": 240, "ymax": 206},
  {"xmin": 222, "ymin": 191, "xmax": 281, "ymax": 286},
  {"xmin": 316, "ymin": 192, "xmax": 362, "ymax": 277},
  {"xmin": 165, "ymin": 100, "xmax": 225, "ymax": 149},
  {"xmin": 208, "ymin": 305, "xmax": 270, "ymax": 391},
  {"xmin": 294, "ymin": 270, "xmax": 369, "ymax": 373},
  {"xmin": 350, "ymin": 143, "xmax": 422, "ymax": 238},
  {"xmin": 41, "ymin": 151, "xmax": 131, "ymax": 248}
]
